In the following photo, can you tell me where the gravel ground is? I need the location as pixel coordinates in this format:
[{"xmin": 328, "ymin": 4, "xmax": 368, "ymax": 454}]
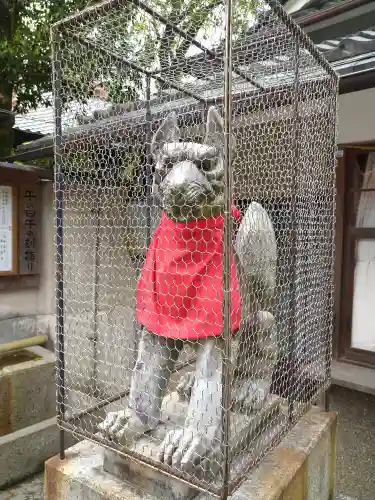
[
  {"xmin": 330, "ymin": 384, "xmax": 375, "ymax": 500},
  {"xmin": 0, "ymin": 473, "xmax": 44, "ymax": 500}
]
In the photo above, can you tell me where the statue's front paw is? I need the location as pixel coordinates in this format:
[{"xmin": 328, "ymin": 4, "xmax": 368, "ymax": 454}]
[
  {"xmin": 98, "ymin": 409, "xmax": 128, "ymax": 437},
  {"xmin": 158, "ymin": 427, "xmax": 221, "ymax": 476},
  {"xmin": 234, "ymin": 379, "xmax": 270, "ymax": 411},
  {"xmin": 176, "ymin": 372, "xmax": 195, "ymax": 401},
  {"xmin": 98, "ymin": 408, "xmax": 151, "ymax": 445}
]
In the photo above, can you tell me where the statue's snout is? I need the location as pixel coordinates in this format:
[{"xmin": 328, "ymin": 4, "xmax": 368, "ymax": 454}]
[{"xmin": 160, "ymin": 161, "xmax": 215, "ymax": 210}]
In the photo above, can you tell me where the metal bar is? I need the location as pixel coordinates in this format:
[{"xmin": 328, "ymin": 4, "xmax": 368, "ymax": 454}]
[
  {"xmin": 128, "ymin": 0, "xmax": 264, "ymax": 89},
  {"xmin": 59, "ymin": 420, "xmax": 222, "ymax": 497},
  {"xmin": 325, "ymin": 85, "xmax": 339, "ymax": 414},
  {"xmin": 151, "ymin": 62, "xmax": 264, "ymax": 92},
  {"xmin": 53, "ymin": 0, "xmax": 125, "ymax": 29},
  {"xmin": 145, "ymin": 76, "xmax": 153, "ymax": 246},
  {"xmin": 132, "ymin": 0, "xmax": 216, "ymax": 57},
  {"xmin": 266, "ymin": 0, "xmax": 339, "ymax": 82},
  {"xmin": 51, "ymin": 28, "xmax": 66, "ymax": 460},
  {"xmin": 151, "ymin": 61, "xmax": 265, "ymax": 92},
  {"xmin": 131, "ymin": 76, "xmax": 154, "ymax": 366},
  {"xmin": 92, "ymin": 208, "xmax": 100, "ymax": 396},
  {"xmin": 286, "ymin": 40, "xmax": 300, "ymax": 424},
  {"xmin": 221, "ymin": 0, "xmax": 233, "ymax": 498},
  {"xmin": 148, "ymin": 28, "xmax": 282, "ymax": 78},
  {"xmin": 69, "ymin": 32, "xmax": 206, "ymax": 103},
  {"xmin": 55, "ymin": 0, "xmax": 264, "ymax": 91},
  {"xmin": 324, "ymin": 389, "xmax": 330, "ymax": 412},
  {"xmin": 66, "ymin": 355, "xmax": 197, "ymax": 423}
]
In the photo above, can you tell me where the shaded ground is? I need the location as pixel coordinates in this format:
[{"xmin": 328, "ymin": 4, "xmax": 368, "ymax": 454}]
[
  {"xmin": 0, "ymin": 473, "xmax": 43, "ymax": 500},
  {"xmin": 330, "ymin": 384, "xmax": 375, "ymax": 500}
]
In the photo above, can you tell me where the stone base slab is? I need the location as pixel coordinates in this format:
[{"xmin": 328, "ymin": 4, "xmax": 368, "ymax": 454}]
[
  {"xmin": 103, "ymin": 391, "xmax": 283, "ymax": 500},
  {"xmin": 0, "ymin": 416, "xmax": 76, "ymax": 490},
  {"xmin": 45, "ymin": 407, "xmax": 337, "ymax": 500}
]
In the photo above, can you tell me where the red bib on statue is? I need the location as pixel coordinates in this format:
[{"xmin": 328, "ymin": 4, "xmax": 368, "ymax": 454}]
[{"xmin": 136, "ymin": 210, "xmax": 242, "ymax": 339}]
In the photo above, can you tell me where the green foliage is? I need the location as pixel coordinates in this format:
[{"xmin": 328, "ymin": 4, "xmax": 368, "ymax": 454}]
[
  {"xmin": 0, "ymin": 0, "xmax": 259, "ymax": 157},
  {"xmin": 0, "ymin": 0, "xmax": 94, "ymax": 113},
  {"xmin": 107, "ymin": 81, "xmax": 138, "ymax": 105},
  {"xmin": 1, "ymin": 0, "xmax": 260, "ymax": 113},
  {"xmin": 110, "ymin": 0, "xmax": 261, "ymax": 93}
]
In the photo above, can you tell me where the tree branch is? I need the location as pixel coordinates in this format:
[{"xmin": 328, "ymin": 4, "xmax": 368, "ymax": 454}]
[
  {"xmin": 158, "ymin": 1, "xmax": 205, "ymax": 71},
  {"xmin": 0, "ymin": 0, "xmax": 11, "ymax": 38},
  {"xmin": 173, "ymin": 0, "xmax": 222, "ymax": 64}
]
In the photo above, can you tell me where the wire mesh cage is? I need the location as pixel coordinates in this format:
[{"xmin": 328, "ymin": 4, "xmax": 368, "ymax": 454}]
[{"xmin": 52, "ymin": 0, "xmax": 338, "ymax": 497}]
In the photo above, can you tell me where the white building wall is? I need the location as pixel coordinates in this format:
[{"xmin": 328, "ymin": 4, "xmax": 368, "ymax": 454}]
[
  {"xmin": 338, "ymin": 87, "xmax": 375, "ymax": 145},
  {"xmin": 0, "ymin": 183, "xmax": 55, "ymax": 345}
]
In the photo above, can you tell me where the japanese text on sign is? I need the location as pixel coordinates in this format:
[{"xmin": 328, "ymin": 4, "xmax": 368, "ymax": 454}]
[
  {"xmin": 0, "ymin": 185, "xmax": 13, "ymax": 272},
  {"xmin": 19, "ymin": 185, "xmax": 40, "ymax": 274}
]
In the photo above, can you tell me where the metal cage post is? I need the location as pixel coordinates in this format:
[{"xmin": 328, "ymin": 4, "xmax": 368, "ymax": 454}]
[
  {"xmin": 132, "ymin": 75, "xmax": 154, "ymax": 364},
  {"xmin": 92, "ymin": 208, "xmax": 101, "ymax": 396},
  {"xmin": 325, "ymin": 88, "xmax": 339, "ymax": 412},
  {"xmin": 286, "ymin": 40, "xmax": 300, "ymax": 423},
  {"xmin": 52, "ymin": 28, "xmax": 66, "ymax": 460},
  {"xmin": 145, "ymin": 76, "xmax": 153, "ymax": 247},
  {"xmin": 221, "ymin": 0, "xmax": 233, "ymax": 497}
]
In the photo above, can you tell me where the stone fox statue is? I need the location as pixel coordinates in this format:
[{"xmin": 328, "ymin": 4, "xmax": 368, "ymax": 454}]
[{"xmin": 99, "ymin": 106, "xmax": 277, "ymax": 475}]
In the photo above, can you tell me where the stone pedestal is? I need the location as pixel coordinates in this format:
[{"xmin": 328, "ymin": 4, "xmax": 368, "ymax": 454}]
[
  {"xmin": 102, "ymin": 392, "xmax": 283, "ymax": 500},
  {"xmin": 45, "ymin": 407, "xmax": 337, "ymax": 500}
]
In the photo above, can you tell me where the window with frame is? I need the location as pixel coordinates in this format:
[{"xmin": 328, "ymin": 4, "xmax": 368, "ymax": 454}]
[{"xmin": 340, "ymin": 147, "xmax": 375, "ymax": 367}]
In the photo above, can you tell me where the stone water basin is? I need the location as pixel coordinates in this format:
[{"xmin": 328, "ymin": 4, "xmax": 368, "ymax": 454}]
[{"xmin": 0, "ymin": 345, "xmax": 55, "ymax": 436}]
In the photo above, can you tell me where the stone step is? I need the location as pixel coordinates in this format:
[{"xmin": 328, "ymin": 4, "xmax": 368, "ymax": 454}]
[{"xmin": 0, "ymin": 416, "xmax": 77, "ymax": 489}]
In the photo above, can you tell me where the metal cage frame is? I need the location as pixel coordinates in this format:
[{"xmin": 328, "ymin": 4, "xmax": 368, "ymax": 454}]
[{"xmin": 51, "ymin": 0, "xmax": 339, "ymax": 498}]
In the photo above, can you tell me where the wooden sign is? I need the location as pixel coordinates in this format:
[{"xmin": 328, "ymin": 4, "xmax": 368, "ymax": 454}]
[
  {"xmin": 19, "ymin": 184, "xmax": 40, "ymax": 275},
  {"xmin": 0, "ymin": 185, "xmax": 14, "ymax": 273}
]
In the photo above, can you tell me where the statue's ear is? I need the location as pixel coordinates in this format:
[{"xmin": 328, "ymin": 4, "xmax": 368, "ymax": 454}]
[
  {"xmin": 204, "ymin": 106, "xmax": 235, "ymax": 151},
  {"xmin": 204, "ymin": 106, "xmax": 224, "ymax": 150},
  {"xmin": 151, "ymin": 112, "xmax": 180, "ymax": 157}
]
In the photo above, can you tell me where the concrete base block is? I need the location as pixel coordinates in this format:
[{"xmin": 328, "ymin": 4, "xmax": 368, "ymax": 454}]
[
  {"xmin": 0, "ymin": 416, "xmax": 76, "ymax": 490},
  {"xmin": 45, "ymin": 407, "xmax": 337, "ymax": 500},
  {"xmin": 102, "ymin": 392, "xmax": 283, "ymax": 500},
  {"xmin": 0, "ymin": 345, "xmax": 55, "ymax": 435}
]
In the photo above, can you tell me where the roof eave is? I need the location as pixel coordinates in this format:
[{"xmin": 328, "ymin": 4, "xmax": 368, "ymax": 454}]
[
  {"xmin": 295, "ymin": 0, "xmax": 374, "ymax": 27},
  {"xmin": 0, "ymin": 160, "xmax": 53, "ymax": 180}
]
